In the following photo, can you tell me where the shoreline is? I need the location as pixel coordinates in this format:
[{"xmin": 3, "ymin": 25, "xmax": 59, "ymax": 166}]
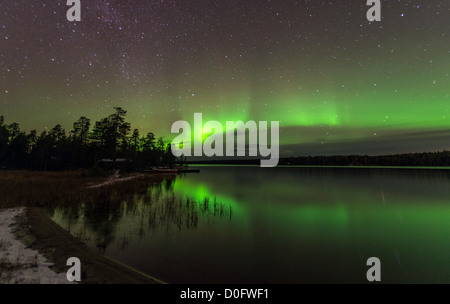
[
  {"xmin": 189, "ymin": 164, "xmax": 450, "ymax": 170},
  {"xmin": 86, "ymin": 172, "xmax": 146, "ymax": 189},
  {"xmin": 14, "ymin": 207, "xmax": 166, "ymax": 284},
  {"xmin": 86, "ymin": 170, "xmax": 178, "ymax": 189},
  {"xmin": 0, "ymin": 170, "xmax": 175, "ymax": 284},
  {"xmin": 0, "ymin": 208, "xmax": 70, "ymax": 284}
]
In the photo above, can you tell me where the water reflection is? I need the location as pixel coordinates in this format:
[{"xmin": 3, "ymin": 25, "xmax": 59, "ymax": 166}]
[
  {"xmin": 51, "ymin": 167, "xmax": 450, "ymax": 283},
  {"xmin": 51, "ymin": 178, "xmax": 232, "ymax": 254}
]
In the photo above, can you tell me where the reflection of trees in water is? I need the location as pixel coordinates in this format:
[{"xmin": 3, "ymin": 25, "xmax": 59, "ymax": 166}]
[
  {"xmin": 51, "ymin": 178, "xmax": 232, "ymax": 253},
  {"xmin": 146, "ymin": 194, "xmax": 232, "ymax": 232}
]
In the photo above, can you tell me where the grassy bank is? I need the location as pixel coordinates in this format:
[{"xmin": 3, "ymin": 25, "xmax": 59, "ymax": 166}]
[
  {"xmin": 0, "ymin": 170, "xmax": 174, "ymax": 209},
  {"xmin": 14, "ymin": 207, "xmax": 163, "ymax": 284},
  {"xmin": 0, "ymin": 170, "xmax": 174, "ymax": 284}
]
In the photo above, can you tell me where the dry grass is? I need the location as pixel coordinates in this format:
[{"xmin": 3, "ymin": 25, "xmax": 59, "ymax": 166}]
[
  {"xmin": 0, "ymin": 170, "xmax": 102, "ymax": 209},
  {"xmin": 0, "ymin": 250, "xmax": 41, "ymax": 284},
  {"xmin": 0, "ymin": 170, "xmax": 168, "ymax": 210},
  {"xmin": 0, "ymin": 239, "xmax": 9, "ymax": 251}
]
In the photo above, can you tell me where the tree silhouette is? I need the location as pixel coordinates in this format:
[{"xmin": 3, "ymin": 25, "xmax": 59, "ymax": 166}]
[
  {"xmin": 71, "ymin": 117, "xmax": 91, "ymax": 147},
  {"xmin": 2, "ymin": 109, "xmax": 447, "ymax": 171},
  {"xmin": 0, "ymin": 108, "xmax": 176, "ymax": 170},
  {"xmin": 0, "ymin": 116, "xmax": 9, "ymax": 167}
]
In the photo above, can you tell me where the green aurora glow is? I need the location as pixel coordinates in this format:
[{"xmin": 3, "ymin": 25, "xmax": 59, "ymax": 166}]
[{"xmin": 0, "ymin": 1, "xmax": 448, "ymax": 155}]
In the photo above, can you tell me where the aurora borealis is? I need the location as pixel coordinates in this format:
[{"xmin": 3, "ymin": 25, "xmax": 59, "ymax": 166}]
[{"xmin": 0, "ymin": 0, "xmax": 448, "ymax": 156}]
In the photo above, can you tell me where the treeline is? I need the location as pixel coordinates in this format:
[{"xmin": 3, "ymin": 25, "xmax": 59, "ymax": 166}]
[
  {"xmin": 186, "ymin": 151, "xmax": 450, "ymax": 167},
  {"xmin": 278, "ymin": 151, "xmax": 450, "ymax": 167},
  {"xmin": 0, "ymin": 107, "xmax": 176, "ymax": 170}
]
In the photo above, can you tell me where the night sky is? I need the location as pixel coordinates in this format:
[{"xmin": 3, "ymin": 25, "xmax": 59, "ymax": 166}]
[{"xmin": 0, "ymin": 0, "xmax": 449, "ymax": 156}]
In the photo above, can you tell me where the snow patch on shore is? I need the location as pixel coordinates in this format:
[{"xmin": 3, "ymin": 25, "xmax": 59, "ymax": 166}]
[
  {"xmin": 86, "ymin": 171, "xmax": 145, "ymax": 189},
  {"xmin": 0, "ymin": 208, "xmax": 71, "ymax": 284}
]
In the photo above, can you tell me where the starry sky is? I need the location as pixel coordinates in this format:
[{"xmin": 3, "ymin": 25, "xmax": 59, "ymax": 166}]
[{"xmin": 0, "ymin": 0, "xmax": 449, "ymax": 156}]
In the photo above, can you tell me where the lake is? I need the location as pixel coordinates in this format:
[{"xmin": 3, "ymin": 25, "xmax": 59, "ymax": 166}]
[{"xmin": 51, "ymin": 166, "xmax": 450, "ymax": 283}]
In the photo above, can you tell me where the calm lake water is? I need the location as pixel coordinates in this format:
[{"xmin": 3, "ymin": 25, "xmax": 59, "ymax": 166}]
[{"xmin": 51, "ymin": 166, "xmax": 450, "ymax": 283}]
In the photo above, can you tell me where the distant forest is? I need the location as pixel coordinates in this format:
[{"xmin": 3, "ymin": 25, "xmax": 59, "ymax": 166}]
[
  {"xmin": 188, "ymin": 151, "xmax": 450, "ymax": 167},
  {"xmin": 0, "ymin": 107, "xmax": 176, "ymax": 171},
  {"xmin": 278, "ymin": 152, "xmax": 450, "ymax": 167},
  {"xmin": 1, "ymin": 108, "xmax": 449, "ymax": 171}
]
